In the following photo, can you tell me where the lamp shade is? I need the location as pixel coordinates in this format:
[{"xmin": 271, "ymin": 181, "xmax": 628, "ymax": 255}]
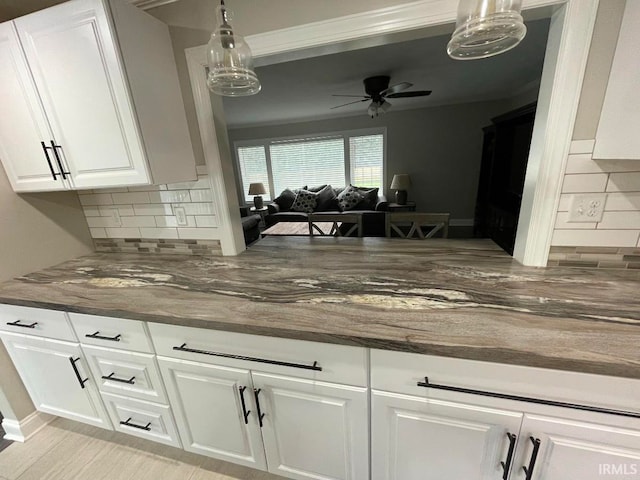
[
  {"xmin": 248, "ymin": 182, "xmax": 266, "ymax": 195},
  {"xmin": 390, "ymin": 174, "xmax": 411, "ymax": 190}
]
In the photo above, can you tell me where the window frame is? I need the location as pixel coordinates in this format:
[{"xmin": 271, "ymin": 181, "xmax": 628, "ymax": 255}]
[{"xmin": 233, "ymin": 127, "xmax": 387, "ymax": 204}]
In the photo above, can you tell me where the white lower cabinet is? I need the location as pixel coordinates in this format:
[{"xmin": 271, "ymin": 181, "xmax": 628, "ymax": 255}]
[
  {"xmin": 371, "ymin": 390, "xmax": 523, "ymax": 480},
  {"xmin": 1, "ymin": 332, "xmax": 111, "ymax": 429},
  {"xmin": 158, "ymin": 357, "xmax": 267, "ymax": 471}
]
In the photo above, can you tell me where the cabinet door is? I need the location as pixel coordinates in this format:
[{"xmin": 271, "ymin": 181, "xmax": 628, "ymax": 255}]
[
  {"xmin": 514, "ymin": 414, "xmax": 640, "ymax": 480},
  {"xmin": 157, "ymin": 357, "xmax": 267, "ymax": 471},
  {"xmin": 252, "ymin": 372, "xmax": 369, "ymax": 480},
  {"xmin": 14, "ymin": 0, "xmax": 150, "ymax": 188},
  {"xmin": 372, "ymin": 390, "xmax": 523, "ymax": 480},
  {"xmin": 1, "ymin": 333, "xmax": 111, "ymax": 429},
  {"xmin": 0, "ymin": 22, "xmax": 65, "ymax": 192}
]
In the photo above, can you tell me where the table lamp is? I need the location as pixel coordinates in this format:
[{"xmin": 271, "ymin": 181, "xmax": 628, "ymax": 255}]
[
  {"xmin": 248, "ymin": 182, "xmax": 266, "ymax": 209},
  {"xmin": 390, "ymin": 174, "xmax": 411, "ymax": 205}
]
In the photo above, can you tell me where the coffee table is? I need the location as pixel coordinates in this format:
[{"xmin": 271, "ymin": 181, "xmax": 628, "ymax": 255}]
[{"xmin": 262, "ymin": 222, "xmax": 336, "ymax": 236}]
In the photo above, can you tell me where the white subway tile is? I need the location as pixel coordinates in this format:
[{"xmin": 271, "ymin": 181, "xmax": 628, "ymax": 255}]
[
  {"xmin": 78, "ymin": 193, "xmax": 113, "ymax": 206},
  {"xmin": 155, "ymin": 215, "xmax": 196, "ymax": 227},
  {"xmin": 557, "ymin": 194, "xmax": 572, "ymax": 212},
  {"xmin": 605, "ymin": 192, "xmax": 640, "ymax": 211},
  {"xmin": 190, "ymin": 189, "xmax": 213, "ymax": 202},
  {"xmin": 111, "ymin": 192, "xmax": 150, "ymax": 204},
  {"xmin": 148, "ymin": 190, "xmax": 190, "ymax": 203},
  {"xmin": 607, "ymin": 172, "xmax": 640, "ymax": 192},
  {"xmin": 99, "ymin": 205, "xmax": 135, "ymax": 217},
  {"xmin": 176, "ymin": 202, "xmax": 215, "ymax": 215},
  {"xmin": 167, "ymin": 176, "xmax": 210, "ymax": 190},
  {"xmin": 598, "ymin": 211, "xmax": 640, "ymax": 229},
  {"xmin": 196, "ymin": 165, "xmax": 209, "ymax": 175},
  {"xmin": 83, "ymin": 206, "xmax": 101, "ymax": 217},
  {"xmin": 89, "ymin": 228, "xmax": 107, "ymax": 238},
  {"xmin": 551, "ymin": 229, "xmax": 639, "ymax": 247},
  {"xmin": 92, "ymin": 187, "xmax": 128, "ymax": 193},
  {"xmin": 561, "ymin": 174, "xmax": 608, "ymax": 193},
  {"xmin": 106, "ymin": 227, "xmax": 141, "ymax": 238},
  {"xmin": 195, "ymin": 215, "xmax": 218, "ymax": 227},
  {"xmin": 569, "ymin": 139, "xmax": 595, "ymax": 154},
  {"xmin": 139, "ymin": 227, "xmax": 179, "ymax": 239},
  {"xmin": 565, "ymin": 155, "xmax": 640, "ymax": 174},
  {"xmin": 554, "ymin": 212, "xmax": 597, "ymax": 229},
  {"xmin": 87, "ymin": 216, "xmax": 122, "ymax": 228},
  {"xmin": 127, "ymin": 184, "xmax": 167, "ymax": 192},
  {"xmin": 121, "ymin": 216, "xmax": 157, "ymax": 228},
  {"xmin": 177, "ymin": 228, "xmax": 218, "ymax": 240},
  {"xmin": 133, "ymin": 204, "xmax": 173, "ymax": 216}
]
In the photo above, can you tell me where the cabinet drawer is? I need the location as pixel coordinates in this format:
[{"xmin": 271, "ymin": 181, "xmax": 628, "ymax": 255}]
[
  {"xmin": 101, "ymin": 392, "xmax": 180, "ymax": 448},
  {"xmin": 69, "ymin": 313, "xmax": 153, "ymax": 353},
  {"xmin": 149, "ymin": 322, "xmax": 368, "ymax": 386},
  {"xmin": 0, "ymin": 304, "xmax": 76, "ymax": 341},
  {"xmin": 82, "ymin": 344, "xmax": 167, "ymax": 404}
]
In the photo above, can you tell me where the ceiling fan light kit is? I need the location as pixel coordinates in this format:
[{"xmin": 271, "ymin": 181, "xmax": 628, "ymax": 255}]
[
  {"xmin": 207, "ymin": 0, "xmax": 261, "ymax": 96},
  {"xmin": 447, "ymin": 0, "xmax": 527, "ymax": 60}
]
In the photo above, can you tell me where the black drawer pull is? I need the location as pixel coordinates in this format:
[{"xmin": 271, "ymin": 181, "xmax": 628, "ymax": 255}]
[
  {"xmin": 239, "ymin": 386, "xmax": 251, "ymax": 425},
  {"xmin": 50, "ymin": 141, "xmax": 70, "ymax": 180},
  {"xmin": 7, "ymin": 320, "xmax": 38, "ymax": 329},
  {"xmin": 254, "ymin": 388, "xmax": 265, "ymax": 428},
  {"xmin": 522, "ymin": 437, "xmax": 541, "ymax": 480},
  {"xmin": 41, "ymin": 141, "xmax": 60, "ymax": 180},
  {"xmin": 417, "ymin": 377, "xmax": 640, "ymax": 419},
  {"xmin": 101, "ymin": 372, "xmax": 135, "ymax": 385},
  {"xmin": 119, "ymin": 418, "xmax": 151, "ymax": 431},
  {"xmin": 500, "ymin": 432, "xmax": 517, "ymax": 480},
  {"xmin": 69, "ymin": 357, "xmax": 88, "ymax": 389},
  {"xmin": 86, "ymin": 331, "xmax": 121, "ymax": 342},
  {"xmin": 172, "ymin": 343, "xmax": 322, "ymax": 371}
]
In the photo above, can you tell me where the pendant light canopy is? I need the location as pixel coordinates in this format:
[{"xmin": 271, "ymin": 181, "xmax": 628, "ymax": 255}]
[
  {"xmin": 207, "ymin": 0, "xmax": 261, "ymax": 96},
  {"xmin": 447, "ymin": 0, "xmax": 527, "ymax": 60}
]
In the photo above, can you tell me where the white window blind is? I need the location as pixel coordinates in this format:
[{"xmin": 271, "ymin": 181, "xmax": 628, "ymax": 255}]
[
  {"xmin": 269, "ymin": 138, "xmax": 346, "ymax": 194},
  {"xmin": 349, "ymin": 134, "xmax": 384, "ymax": 190},
  {"xmin": 237, "ymin": 145, "xmax": 271, "ymax": 201}
]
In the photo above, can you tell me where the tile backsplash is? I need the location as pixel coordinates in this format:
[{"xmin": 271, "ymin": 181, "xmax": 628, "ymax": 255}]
[
  {"xmin": 549, "ymin": 139, "xmax": 640, "ymax": 267},
  {"xmin": 78, "ymin": 166, "xmax": 222, "ymax": 255}
]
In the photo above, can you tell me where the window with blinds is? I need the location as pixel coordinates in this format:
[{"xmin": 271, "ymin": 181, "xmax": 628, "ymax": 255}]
[{"xmin": 234, "ymin": 129, "xmax": 385, "ymax": 202}]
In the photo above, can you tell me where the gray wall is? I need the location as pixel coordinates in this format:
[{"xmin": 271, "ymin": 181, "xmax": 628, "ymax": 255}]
[{"xmin": 228, "ymin": 99, "xmax": 526, "ymax": 221}]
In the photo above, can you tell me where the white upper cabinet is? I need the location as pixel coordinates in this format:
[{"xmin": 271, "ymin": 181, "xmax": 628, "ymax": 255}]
[
  {"xmin": 593, "ymin": 1, "xmax": 640, "ymax": 160},
  {"xmin": 0, "ymin": 0, "xmax": 196, "ymax": 191}
]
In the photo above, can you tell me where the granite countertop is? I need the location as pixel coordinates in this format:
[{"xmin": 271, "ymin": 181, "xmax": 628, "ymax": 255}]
[{"xmin": 0, "ymin": 237, "xmax": 638, "ymax": 379}]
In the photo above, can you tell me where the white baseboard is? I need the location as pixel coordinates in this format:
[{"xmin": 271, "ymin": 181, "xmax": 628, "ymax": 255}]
[{"xmin": 2, "ymin": 411, "xmax": 54, "ymax": 442}]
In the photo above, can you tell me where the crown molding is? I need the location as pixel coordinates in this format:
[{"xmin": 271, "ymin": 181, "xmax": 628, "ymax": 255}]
[{"xmin": 128, "ymin": 0, "xmax": 179, "ymax": 10}]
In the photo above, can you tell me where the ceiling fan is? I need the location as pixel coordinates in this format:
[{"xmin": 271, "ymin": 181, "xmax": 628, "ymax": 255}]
[{"xmin": 331, "ymin": 75, "xmax": 432, "ymax": 117}]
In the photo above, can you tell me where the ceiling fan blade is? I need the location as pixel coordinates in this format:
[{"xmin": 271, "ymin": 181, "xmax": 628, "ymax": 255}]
[
  {"xmin": 332, "ymin": 94, "xmax": 370, "ymax": 98},
  {"xmin": 380, "ymin": 82, "xmax": 412, "ymax": 96},
  {"xmin": 386, "ymin": 90, "xmax": 432, "ymax": 98},
  {"xmin": 330, "ymin": 98, "xmax": 370, "ymax": 109}
]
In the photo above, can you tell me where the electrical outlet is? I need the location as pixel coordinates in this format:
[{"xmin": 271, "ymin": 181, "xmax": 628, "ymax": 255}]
[
  {"xmin": 568, "ymin": 194, "xmax": 606, "ymax": 222},
  {"xmin": 174, "ymin": 206, "xmax": 188, "ymax": 226},
  {"xmin": 104, "ymin": 207, "xmax": 121, "ymax": 227}
]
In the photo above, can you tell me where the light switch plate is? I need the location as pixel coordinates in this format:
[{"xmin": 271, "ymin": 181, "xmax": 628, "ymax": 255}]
[
  {"xmin": 568, "ymin": 193, "xmax": 606, "ymax": 222},
  {"xmin": 174, "ymin": 206, "xmax": 188, "ymax": 226}
]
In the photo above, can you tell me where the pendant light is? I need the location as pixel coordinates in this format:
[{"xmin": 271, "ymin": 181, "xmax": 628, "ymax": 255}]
[
  {"xmin": 447, "ymin": 0, "xmax": 527, "ymax": 60},
  {"xmin": 207, "ymin": 0, "xmax": 261, "ymax": 96}
]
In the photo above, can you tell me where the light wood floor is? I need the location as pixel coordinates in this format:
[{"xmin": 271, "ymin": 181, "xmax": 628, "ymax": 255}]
[{"xmin": 0, "ymin": 418, "xmax": 285, "ymax": 480}]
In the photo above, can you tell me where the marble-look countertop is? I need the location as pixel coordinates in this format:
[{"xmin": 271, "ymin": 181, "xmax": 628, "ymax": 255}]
[{"xmin": 0, "ymin": 238, "xmax": 638, "ymax": 379}]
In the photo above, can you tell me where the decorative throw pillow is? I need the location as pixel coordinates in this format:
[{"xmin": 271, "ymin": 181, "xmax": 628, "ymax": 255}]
[
  {"xmin": 353, "ymin": 186, "xmax": 379, "ymax": 210},
  {"xmin": 315, "ymin": 185, "xmax": 339, "ymax": 212},
  {"xmin": 337, "ymin": 185, "xmax": 364, "ymax": 211},
  {"xmin": 307, "ymin": 184, "xmax": 328, "ymax": 193},
  {"xmin": 290, "ymin": 189, "xmax": 318, "ymax": 213},
  {"xmin": 273, "ymin": 188, "xmax": 297, "ymax": 211}
]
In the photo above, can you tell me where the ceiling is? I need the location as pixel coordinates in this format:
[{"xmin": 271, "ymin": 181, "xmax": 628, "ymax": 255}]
[{"xmin": 222, "ymin": 18, "xmax": 550, "ymax": 129}]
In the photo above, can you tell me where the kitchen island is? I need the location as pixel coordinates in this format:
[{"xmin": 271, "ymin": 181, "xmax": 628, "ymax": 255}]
[{"xmin": 0, "ymin": 237, "xmax": 637, "ymax": 379}]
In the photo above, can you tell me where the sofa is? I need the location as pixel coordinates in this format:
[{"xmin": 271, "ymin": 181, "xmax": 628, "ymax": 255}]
[
  {"xmin": 265, "ymin": 185, "xmax": 389, "ymax": 237},
  {"xmin": 240, "ymin": 207, "xmax": 261, "ymax": 246}
]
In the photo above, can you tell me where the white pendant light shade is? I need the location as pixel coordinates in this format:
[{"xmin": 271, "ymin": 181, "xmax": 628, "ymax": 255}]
[
  {"xmin": 447, "ymin": 0, "xmax": 527, "ymax": 60},
  {"xmin": 207, "ymin": 1, "xmax": 261, "ymax": 96}
]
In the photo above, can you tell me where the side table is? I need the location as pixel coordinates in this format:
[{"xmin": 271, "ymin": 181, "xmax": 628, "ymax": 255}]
[
  {"xmin": 250, "ymin": 206, "xmax": 269, "ymax": 228},
  {"xmin": 387, "ymin": 202, "xmax": 416, "ymax": 212}
]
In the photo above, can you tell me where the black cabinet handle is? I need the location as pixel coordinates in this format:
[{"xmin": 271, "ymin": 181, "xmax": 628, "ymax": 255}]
[
  {"xmin": 101, "ymin": 372, "xmax": 135, "ymax": 385},
  {"xmin": 500, "ymin": 432, "xmax": 517, "ymax": 480},
  {"xmin": 522, "ymin": 436, "xmax": 541, "ymax": 480},
  {"xmin": 41, "ymin": 141, "xmax": 60, "ymax": 180},
  {"xmin": 238, "ymin": 386, "xmax": 251, "ymax": 425},
  {"xmin": 69, "ymin": 357, "xmax": 88, "ymax": 389},
  {"xmin": 6, "ymin": 320, "xmax": 37, "ymax": 329},
  {"xmin": 119, "ymin": 417, "xmax": 151, "ymax": 431},
  {"xmin": 172, "ymin": 343, "xmax": 321, "ymax": 371},
  {"xmin": 253, "ymin": 388, "xmax": 265, "ymax": 428},
  {"xmin": 50, "ymin": 141, "xmax": 70, "ymax": 180},
  {"xmin": 86, "ymin": 331, "xmax": 121, "ymax": 342}
]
